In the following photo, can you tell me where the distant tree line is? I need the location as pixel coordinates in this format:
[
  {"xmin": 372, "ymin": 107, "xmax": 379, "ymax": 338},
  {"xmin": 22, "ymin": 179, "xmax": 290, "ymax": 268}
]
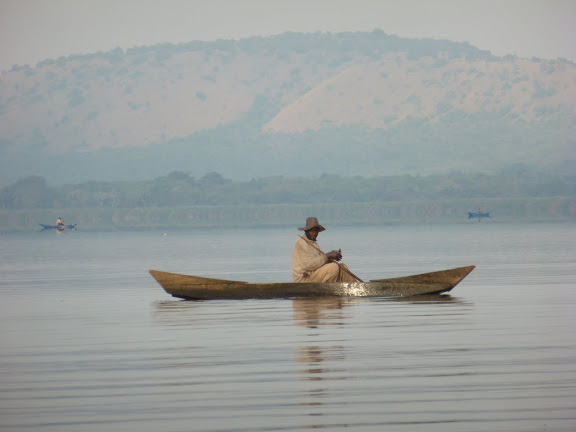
[
  {"xmin": 1, "ymin": 170, "xmax": 574, "ymax": 210},
  {"xmin": 29, "ymin": 30, "xmax": 494, "ymax": 72}
]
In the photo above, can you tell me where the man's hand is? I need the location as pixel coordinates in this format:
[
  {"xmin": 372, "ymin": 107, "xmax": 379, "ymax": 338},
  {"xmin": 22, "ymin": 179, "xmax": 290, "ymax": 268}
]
[{"xmin": 326, "ymin": 250, "xmax": 343, "ymax": 261}]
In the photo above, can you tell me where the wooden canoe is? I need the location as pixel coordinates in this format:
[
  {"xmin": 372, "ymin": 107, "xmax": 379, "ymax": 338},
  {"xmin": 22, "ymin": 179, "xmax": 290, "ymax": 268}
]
[{"xmin": 149, "ymin": 265, "xmax": 475, "ymax": 300}]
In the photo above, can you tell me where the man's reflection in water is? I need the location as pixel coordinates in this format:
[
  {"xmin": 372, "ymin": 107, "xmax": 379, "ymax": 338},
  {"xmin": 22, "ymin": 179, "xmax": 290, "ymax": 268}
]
[
  {"xmin": 293, "ymin": 297, "xmax": 349, "ymax": 329},
  {"xmin": 292, "ymin": 298, "xmax": 351, "ymax": 407}
]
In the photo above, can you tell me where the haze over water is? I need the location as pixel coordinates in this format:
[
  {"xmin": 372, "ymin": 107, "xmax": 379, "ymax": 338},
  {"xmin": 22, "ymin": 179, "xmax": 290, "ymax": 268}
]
[{"xmin": 1, "ymin": 222, "xmax": 575, "ymax": 431}]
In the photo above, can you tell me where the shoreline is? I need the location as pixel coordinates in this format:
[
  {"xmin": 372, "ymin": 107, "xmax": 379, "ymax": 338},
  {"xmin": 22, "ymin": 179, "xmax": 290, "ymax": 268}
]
[{"xmin": 1, "ymin": 196, "xmax": 575, "ymax": 233}]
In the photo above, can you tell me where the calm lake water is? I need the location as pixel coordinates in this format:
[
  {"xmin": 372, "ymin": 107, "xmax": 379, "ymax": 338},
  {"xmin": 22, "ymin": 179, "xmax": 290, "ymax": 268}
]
[{"xmin": 1, "ymin": 222, "xmax": 575, "ymax": 432}]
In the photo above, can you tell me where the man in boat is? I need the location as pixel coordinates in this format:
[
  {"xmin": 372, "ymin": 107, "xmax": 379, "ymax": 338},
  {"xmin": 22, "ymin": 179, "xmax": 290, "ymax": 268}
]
[
  {"xmin": 292, "ymin": 217, "xmax": 357, "ymax": 283},
  {"xmin": 56, "ymin": 217, "xmax": 64, "ymax": 227}
]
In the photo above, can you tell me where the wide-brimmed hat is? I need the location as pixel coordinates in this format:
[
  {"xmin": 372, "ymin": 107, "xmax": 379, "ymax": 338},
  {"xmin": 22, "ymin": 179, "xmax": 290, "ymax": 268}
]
[{"xmin": 298, "ymin": 217, "xmax": 325, "ymax": 232}]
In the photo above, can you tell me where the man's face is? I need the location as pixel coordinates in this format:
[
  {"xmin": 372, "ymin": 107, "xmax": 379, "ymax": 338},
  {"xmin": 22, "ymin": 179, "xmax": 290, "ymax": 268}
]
[{"xmin": 305, "ymin": 227, "xmax": 320, "ymax": 241}]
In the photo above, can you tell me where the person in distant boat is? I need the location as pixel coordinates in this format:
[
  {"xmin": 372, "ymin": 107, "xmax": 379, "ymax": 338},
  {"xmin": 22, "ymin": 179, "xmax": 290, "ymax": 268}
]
[
  {"xmin": 292, "ymin": 217, "xmax": 357, "ymax": 283},
  {"xmin": 56, "ymin": 217, "xmax": 64, "ymax": 227}
]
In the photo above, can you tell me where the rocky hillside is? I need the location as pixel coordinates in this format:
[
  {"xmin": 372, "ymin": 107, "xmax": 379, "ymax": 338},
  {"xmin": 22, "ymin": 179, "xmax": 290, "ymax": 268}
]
[{"xmin": 0, "ymin": 31, "xmax": 575, "ymax": 184}]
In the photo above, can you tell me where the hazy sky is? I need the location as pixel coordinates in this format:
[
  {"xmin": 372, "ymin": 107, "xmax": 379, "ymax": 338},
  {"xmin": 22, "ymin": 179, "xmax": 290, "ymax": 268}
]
[{"xmin": 1, "ymin": 0, "xmax": 575, "ymax": 72}]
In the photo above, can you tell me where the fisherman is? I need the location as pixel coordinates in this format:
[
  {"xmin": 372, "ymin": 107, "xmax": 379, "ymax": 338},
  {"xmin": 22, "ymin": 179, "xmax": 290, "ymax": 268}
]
[
  {"xmin": 292, "ymin": 217, "xmax": 358, "ymax": 283},
  {"xmin": 56, "ymin": 217, "xmax": 64, "ymax": 227}
]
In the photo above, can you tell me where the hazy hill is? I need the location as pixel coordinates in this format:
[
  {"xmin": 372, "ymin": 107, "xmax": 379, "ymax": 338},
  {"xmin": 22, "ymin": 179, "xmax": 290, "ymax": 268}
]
[{"xmin": 1, "ymin": 30, "xmax": 575, "ymax": 186}]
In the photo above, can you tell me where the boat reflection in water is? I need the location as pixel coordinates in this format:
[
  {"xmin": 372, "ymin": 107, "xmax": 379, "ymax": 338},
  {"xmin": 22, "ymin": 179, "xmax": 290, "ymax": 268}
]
[
  {"xmin": 290, "ymin": 295, "xmax": 468, "ymax": 409},
  {"xmin": 150, "ymin": 294, "xmax": 471, "ymax": 415}
]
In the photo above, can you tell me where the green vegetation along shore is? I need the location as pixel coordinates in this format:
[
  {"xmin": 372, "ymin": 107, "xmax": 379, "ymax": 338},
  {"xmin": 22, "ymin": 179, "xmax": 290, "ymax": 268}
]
[{"xmin": 1, "ymin": 170, "xmax": 574, "ymax": 232}]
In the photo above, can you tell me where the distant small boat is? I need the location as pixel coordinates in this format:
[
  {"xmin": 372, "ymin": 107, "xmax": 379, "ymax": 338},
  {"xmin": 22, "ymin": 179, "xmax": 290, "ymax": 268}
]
[
  {"xmin": 467, "ymin": 211, "xmax": 491, "ymax": 220},
  {"xmin": 149, "ymin": 265, "xmax": 475, "ymax": 300},
  {"xmin": 39, "ymin": 223, "xmax": 77, "ymax": 230}
]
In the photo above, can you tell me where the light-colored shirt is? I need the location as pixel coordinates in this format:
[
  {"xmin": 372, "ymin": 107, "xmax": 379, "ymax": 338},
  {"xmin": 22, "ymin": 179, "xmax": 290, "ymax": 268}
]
[{"xmin": 292, "ymin": 235, "xmax": 329, "ymax": 282}]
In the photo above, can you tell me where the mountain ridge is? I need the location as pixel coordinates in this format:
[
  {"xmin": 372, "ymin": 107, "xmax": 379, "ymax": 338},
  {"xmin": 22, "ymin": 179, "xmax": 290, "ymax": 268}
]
[{"xmin": 1, "ymin": 30, "xmax": 574, "ymax": 185}]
